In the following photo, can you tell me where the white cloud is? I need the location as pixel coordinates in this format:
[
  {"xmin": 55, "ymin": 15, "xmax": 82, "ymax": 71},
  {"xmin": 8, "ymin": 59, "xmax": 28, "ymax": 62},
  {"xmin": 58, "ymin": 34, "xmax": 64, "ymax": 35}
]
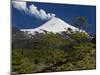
[
  {"xmin": 40, "ymin": 9, "xmax": 47, "ymax": 20},
  {"xmin": 29, "ymin": 4, "xmax": 40, "ymax": 18},
  {"xmin": 12, "ymin": 1, "xmax": 56, "ymax": 20},
  {"xmin": 12, "ymin": 1, "xmax": 27, "ymax": 11}
]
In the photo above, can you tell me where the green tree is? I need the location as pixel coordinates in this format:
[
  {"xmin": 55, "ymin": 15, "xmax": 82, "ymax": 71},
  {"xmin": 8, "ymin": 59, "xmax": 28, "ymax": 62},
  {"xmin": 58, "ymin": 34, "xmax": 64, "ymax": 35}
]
[{"xmin": 74, "ymin": 16, "xmax": 88, "ymax": 31}]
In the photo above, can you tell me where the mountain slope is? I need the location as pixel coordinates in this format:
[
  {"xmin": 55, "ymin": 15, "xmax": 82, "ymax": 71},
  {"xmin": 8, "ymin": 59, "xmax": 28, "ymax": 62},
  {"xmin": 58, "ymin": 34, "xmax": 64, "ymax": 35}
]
[{"xmin": 21, "ymin": 17, "xmax": 79, "ymax": 35}]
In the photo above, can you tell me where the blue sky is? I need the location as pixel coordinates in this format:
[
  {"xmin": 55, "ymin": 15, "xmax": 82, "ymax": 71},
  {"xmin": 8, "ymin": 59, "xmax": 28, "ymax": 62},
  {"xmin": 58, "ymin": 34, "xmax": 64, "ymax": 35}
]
[{"xmin": 12, "ymin": 1, "xmax": 96, "ymax": 34}]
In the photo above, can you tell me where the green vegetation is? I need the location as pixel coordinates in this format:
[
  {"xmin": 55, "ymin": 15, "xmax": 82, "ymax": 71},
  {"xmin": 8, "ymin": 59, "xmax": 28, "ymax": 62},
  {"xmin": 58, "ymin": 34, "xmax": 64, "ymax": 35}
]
[
  {"xmin": 73, "ymin": 16, "xmax": 88, "ymax": 31},
  {"xmin": 12, "ymin": 29, "xmax": 96, "ymax": 74}
]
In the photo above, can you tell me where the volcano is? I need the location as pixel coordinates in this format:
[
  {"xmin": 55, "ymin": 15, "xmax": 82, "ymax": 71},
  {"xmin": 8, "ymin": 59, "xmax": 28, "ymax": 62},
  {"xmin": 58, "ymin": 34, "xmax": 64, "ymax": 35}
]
[{"xmin": 21, "ymin": 17, "xmax": 79, "ymax": 35}]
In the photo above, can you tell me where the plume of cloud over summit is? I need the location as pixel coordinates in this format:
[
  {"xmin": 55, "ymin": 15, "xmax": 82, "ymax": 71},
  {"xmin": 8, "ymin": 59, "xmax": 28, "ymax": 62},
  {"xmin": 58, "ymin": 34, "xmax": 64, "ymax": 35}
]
[
  {"xmin": 12, "ymin": 1, "xmax": 27, "ymax": 11},
  {"xmin": 12, "ymin": 1, "xmax": 56, "ymax": 20}
]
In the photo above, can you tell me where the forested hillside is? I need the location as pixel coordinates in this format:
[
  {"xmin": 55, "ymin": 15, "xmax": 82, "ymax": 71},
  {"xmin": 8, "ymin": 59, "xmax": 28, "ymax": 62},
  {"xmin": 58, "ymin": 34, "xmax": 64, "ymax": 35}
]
[{"xmin": 12, "ymin": 28, "xmax": 96, "ymax": 74}]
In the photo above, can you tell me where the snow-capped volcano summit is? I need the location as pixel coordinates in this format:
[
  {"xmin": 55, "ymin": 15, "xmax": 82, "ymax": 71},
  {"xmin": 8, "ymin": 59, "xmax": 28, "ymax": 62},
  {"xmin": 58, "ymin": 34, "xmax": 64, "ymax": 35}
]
[{"xmin": 21, "ymin": 17, "xmax": 79, "ymax": 35}]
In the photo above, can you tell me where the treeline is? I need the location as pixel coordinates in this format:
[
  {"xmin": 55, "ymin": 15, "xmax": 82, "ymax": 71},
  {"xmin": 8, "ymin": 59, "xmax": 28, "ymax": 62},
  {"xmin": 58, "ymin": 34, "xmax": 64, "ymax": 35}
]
[{"xmin": 12, "ymin": 28, "xmax": 96, "ymax": 74}]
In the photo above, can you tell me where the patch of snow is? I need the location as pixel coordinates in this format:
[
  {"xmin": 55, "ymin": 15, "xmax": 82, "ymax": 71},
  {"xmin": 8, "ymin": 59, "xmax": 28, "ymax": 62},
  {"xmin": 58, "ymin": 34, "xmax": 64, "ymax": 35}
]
[{"xmin": 21, "ymin": 17, "xmax": 79, "ymax": 35}]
